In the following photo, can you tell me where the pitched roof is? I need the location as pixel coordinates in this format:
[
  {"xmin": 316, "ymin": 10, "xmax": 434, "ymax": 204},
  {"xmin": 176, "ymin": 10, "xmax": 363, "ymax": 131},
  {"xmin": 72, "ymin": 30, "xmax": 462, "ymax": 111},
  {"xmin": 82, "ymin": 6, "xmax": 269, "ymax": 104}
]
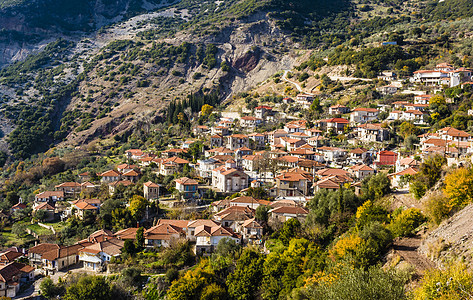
[
  {"xmin": 75, "ymin": 202, "xmax": 98, "ymax": 210},
  {"xmin": 164, "ymin": 157, "xmax": 190, "ymax": 164},
  {"xmin": 439, "ymin": 127, "xmax": 470, "ymax": 138},
  {"xmin": 117, "ymin": 163, "xmax": 137, "ymax": 169},
  {"xmin": 35, "ymin": 202, "xmax": 55, "ymax": 210},
  {"xmin": 122, "ymin": 170, "xmax": 140, "ymax": 177},
  {"xmin": 108, "ymin": 180, "xmax": 134, "ymax": 187},
  {"xmin": 55, "ymin": 182, "xmax": 81, "ymax": 188},
  {"xmin": 270, "ymin": 206, "xmax": 308, "ymax": 215},
  {"xmin": 114, "ymin": 227, "xmax": 139, "ymax": 240},
  {"xmin": 350, "ymin": 164, "xmax": 374, "ymax": 171},
  {"xmin": 100, "ymin": 170, "xmax": 121, "ymax": 177},
  {"xmin": 175, "ymin": 177, "xmax": 198, "ymax": 185},
  {"xmin": 187, "ymin": 219, "xmax": 220, "ymax": 228},
  {"xmin": 156, "ymin": 219, "xmax": 190, "ymax": 229},
  {"xmin": 144, "ymin": 181, "xmax": 160, "ymax": 188},
  {"xmin": 231, "ymin": 134, "xmax": 248, "ymax": 138},
  {"xmin": 378, "ymin": 150, "xmax": 397, "ymax": 156},
  {"xmin": 42, "ymin": 244, "xmax": 84, "ymax": 261},
  {"xmin": 352, "ymin": 107, "xmax": 378, "ymax": 112},
  {"xmin": 0, "ymin": 262, "xmax": 34, "ymax": 283},
  {"xmin": 28, "ymin": 243, "xmax": 61, "ymax": 255},
  {"xmin": 11, "ymin": 203, "xmax": 27, "ymax": 210},
  {"xmin": 35, "ymin": 191, "xmax": 64, "ymax": 198},
  {"xmin": 316, "ymin": 178, "xmax": 341, "ymax": 189},
  {"xmin": 0, "ymin": 251, "xmax": 23, "ymax": 263},
  {"xmin": 276, "ymin": 172, "xmax": 310, "ymax": 182},
  {"xmin": 390, "ymin": 167, "xmax": 419, "ymax": 177},
  {"xmin": 194, "ymin": 225, "xmax": 240, "ymax": 238},
  {"xmin": 321, "ymin": 117, "xmax": 349, "ymax": 124},
  {"xmin": 317, "ymin": 168, "xmax": 348, "ymax": 176},
  {"xmin": 350, "ymin": 148, "xmax": 368, "ymax": 154},
  {"xmin": 145, "ymin": 224, "xmax": 184, "ymax": 240}
]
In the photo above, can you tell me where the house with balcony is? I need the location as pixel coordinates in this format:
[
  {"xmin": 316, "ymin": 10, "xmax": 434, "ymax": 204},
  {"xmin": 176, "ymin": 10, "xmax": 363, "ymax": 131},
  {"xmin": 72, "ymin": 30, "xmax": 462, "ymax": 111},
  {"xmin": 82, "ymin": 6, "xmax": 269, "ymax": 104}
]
[
  {"xmin": 144, "ymin": 224, "xmax": 185, "ymax": 248},
  {"xmin": 55, "ymin": 182, "xmax": 82, "ymax": 198},
  {"xmin": 194, "ymin": 225, "xmax": 241, "ymax": 255},
  {"xmin": 315, "ymin": 118, "xmax": 349, "ymax": 134},
  {"xmin": 211, "ymin": 165, "xmax": 249, "ymax": 193},
  {"xmin": 79, "ymin": 238, "xmax": 124, "ymax": 272},
  {"xmin": 240, "ymin": 116, "xmax": 263, "ymax": 128},
  {"xmin": 350, "ymin": 108, "xmax": 379, "ymax": 124},
  {"xmin": 175, "ymin": 177, "xmax": 199, "ymax": 199},
  {"xmin": 275, "ymin": 170, "xmax": 312, "ymax": 197},
  {"xmin": 348, "ymin": 164, "xmax": 375, "ymax": 180},
  {"xmin": 356, "ymin": 123, "xmax": 389, "ymax": 142},
  {"xmin": 269, "ymin": 206, "xmax": 309, "ymax": 223},
  {"xmin": 227, "ymin": 134, "xmax": 250, "ymax": 150},
  {"xmin": 329, "ymin": 104, "xmax": 350, "ymax": 115},
  {"xmin": 237, "ymin": 218, "xmax": 263, "ymax": 244}
]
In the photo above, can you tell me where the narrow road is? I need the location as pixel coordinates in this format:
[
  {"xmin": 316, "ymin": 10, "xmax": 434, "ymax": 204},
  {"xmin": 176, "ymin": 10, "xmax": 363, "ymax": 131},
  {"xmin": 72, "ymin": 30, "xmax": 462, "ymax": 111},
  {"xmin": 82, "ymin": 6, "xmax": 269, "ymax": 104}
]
[
  {"xmin": 328, "ymin": 75, "xmax": 372, "ymax": 82},
  {"xmin": 393, "ymin": 235, "xmax": 435, "ymax": 274},
  {"xmin": 281, "ymin": 70, "xmax": 314, "ymax": 95}
]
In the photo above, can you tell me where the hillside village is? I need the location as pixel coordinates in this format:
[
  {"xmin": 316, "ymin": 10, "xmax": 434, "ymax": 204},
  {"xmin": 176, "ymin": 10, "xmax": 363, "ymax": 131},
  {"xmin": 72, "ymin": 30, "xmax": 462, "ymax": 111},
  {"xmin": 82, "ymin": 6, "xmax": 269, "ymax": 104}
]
[
  {"xmin": 1, "ymin": 0, "xmax": 473, "ymax": 297},
  {"xmin": 1, "ymin": 57, "xmax": 473, "ymax": 298}
]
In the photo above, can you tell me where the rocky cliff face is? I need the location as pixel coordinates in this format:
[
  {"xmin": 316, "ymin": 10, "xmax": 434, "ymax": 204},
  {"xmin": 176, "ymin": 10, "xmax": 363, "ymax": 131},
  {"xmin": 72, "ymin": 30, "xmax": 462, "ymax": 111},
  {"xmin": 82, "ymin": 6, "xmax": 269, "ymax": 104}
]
[{"xmin": 0, "ymin": 0, "xmax": 172, "ymax": 65}]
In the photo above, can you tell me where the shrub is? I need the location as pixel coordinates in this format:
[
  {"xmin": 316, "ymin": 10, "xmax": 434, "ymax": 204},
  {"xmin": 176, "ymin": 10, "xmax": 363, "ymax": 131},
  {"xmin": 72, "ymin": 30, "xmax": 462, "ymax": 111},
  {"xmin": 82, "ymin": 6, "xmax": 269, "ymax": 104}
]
[
  {"xmin": 444, "ymin": 167, "xmax": 473, "ymax": 209},
  {"xmin": 413, "ymin": 262, "xmax": 473, "ymax": 300},
  {"xmin": 388, "ymin": 208, "xmax": 426, "ymax": 237},
  {"xmin": 424, "ymin": 192, "xmax": 451, "ymax": 225},
  {"xmin": 306, "ymin": 266, "xmax": 408, "ymax": 300}
]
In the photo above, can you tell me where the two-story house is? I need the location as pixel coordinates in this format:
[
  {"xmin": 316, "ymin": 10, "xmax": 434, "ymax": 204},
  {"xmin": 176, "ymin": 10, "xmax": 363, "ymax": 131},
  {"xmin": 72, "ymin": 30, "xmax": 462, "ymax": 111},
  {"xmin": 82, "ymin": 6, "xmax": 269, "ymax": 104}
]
[
  {"xmin": 175, "ymin": 177, "xmax": 199, "ymax": 199},
  {"xmin": 227, "ymin": 134, "xmax": 250, "ymax": 150},
  {"xmin": 350, "ymin": 108, "xmax": 379, "ymax": 124},
  {"xmin": 194, "ymin": 225, "xmax": 241, "ymax": 255},
  {"xmin": 275, "ymin": 170, "xmax": 312, "ymax": 197}
]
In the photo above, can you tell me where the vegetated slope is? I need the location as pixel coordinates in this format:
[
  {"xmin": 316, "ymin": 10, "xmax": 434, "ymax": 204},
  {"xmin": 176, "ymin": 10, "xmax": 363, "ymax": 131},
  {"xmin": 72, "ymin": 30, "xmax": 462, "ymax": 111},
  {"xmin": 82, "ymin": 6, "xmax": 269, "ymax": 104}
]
[
  {"xmin": 0, "ymin": 0, "xmax": 465, "ymax": 159},
  {"xmin": 423, "ymin": 0, "xmax": 473, "ymax": 21},
  {"xmin": 419, "ymin": 203, "xmax": 473, "ymax": 269},
  {"xmin": 0, "ymin": 0, "xmax": 301, "ymax": 157}
]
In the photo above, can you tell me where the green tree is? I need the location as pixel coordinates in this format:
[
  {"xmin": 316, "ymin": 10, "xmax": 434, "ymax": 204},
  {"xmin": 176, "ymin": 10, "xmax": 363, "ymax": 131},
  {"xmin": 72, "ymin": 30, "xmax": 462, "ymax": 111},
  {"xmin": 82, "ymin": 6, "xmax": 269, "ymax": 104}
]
[
  {"xmin": 200, "ymin": 283, "xmax": 228, "ymax": 300},
  {"xmin": 388, "ymin": 208, "xmax": 426, "ymax": 237},
  {"xmin": 360, "ymin": 173, "xmax": 391, "ymax": 201},
  {"xmin": 215, "ymin": 237, "xmax": 240, "ymax": 257},
  {"xmin": 200, "ymin": 104, "xmax": 214, "ymax": 116},
  {"xmin": 278, "ymin": 218, "xmax": 302, "ymax": 246},
  {"xmin": 64, "ymin": 276, "xmax": 113, "ymax": 300},
  {"xmin": 410, "ymin": 154, "xmax": 446, "ymax": 199},
  {"xmin": 227, "ymin": 248, "xmax": 264, "ymax": 300},
  {"xmin": 129, "ymin": 195, "xmax": 148, "ymax": 220},
  {"xmin": 309, "ymin": 97, "xmax": 322, "ymax": 113},
  {"xmin": 35, "ymin": 209, "xmax": 48, "ymax": 222},
  {"xmin": 122, "ymin": 239, "xmax": 137, "ymax": 257},
  {"xmin": 5, "ymin": 191, "xmax": 19, "ymax": 206},
  {"xmin": 167, "ymin": 260, "xmax": 215, "ymax": 300},
  {"xmin": 11, "ymin": 222, "xmax": 27, "ymax": 238},
  {"xmin": 40, "ymin": 277, "xmax": 63, "ymax": 299},
  {"xmin": 255, "ymin": 205, "xmax": 271, "ymax": 223},
  {"xmin": 135, "ymin": 227, "xmax": 145, "ymax": 250}
]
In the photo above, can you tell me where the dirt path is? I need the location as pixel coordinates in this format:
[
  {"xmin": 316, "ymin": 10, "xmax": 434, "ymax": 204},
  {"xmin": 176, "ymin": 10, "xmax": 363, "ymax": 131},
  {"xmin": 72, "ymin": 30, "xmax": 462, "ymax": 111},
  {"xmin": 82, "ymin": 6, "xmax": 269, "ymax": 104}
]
[
  {"xmin": 328, "ymin": 75, "xmax": 372, "ymax": 82},
  {"xmin": 393, "ymin": 235, "xmax": 436, "ymax": 274},
  {"xmin": 282, "ymin": 70, "xmax": 314, "ymax": 95},
  {"xmin": 388, "ymin": 189, "xmax": 423, "ymax": 211}
]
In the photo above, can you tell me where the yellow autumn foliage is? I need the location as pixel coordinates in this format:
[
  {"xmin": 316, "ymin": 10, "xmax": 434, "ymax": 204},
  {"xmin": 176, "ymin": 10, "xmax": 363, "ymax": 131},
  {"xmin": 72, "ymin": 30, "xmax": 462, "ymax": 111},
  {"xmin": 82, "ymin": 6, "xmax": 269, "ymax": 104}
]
[
  {"xmin": 413, "ymin": 262, "xmax": 473, "ymax": 300},
  {"xmin": 329, "ymin": 233, "xmax": 364, "ymax": 260},
  {"xmin": 444, "ymin": 168, "xmax": 473, "ymax": 209},
  {"xmin": 356, "ymin": 200, "xmax": 372, "ymax": 219}
]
